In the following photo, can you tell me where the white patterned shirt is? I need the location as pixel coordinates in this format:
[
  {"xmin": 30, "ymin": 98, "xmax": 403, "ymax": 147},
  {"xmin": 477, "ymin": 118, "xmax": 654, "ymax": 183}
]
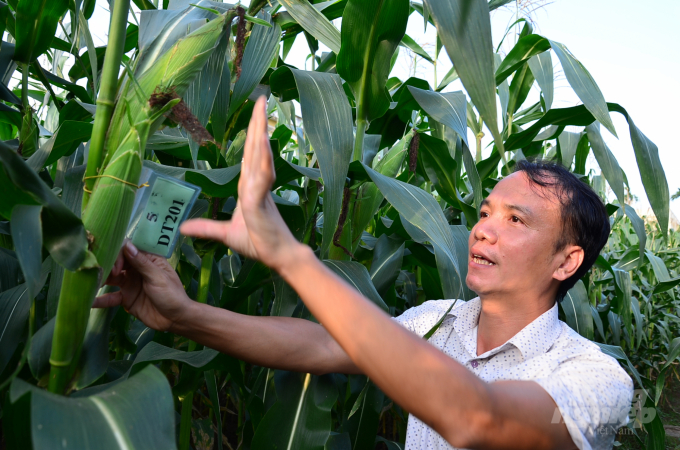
[{"xmin": 394, "ymin": 297, "xmax": 634, "ymax": 450}]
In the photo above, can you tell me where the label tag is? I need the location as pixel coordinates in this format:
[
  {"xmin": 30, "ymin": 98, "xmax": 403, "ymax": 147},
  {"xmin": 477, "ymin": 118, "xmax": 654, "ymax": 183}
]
[{"xmin": 127, "ymin": 170, "xmax": 200, "ymax": 258}]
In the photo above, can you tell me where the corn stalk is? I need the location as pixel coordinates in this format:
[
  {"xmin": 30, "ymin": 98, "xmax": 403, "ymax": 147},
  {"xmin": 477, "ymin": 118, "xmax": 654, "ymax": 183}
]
[
  {"xmin": 48, "ymin": 11, "xmax": 236, "ymax": 394},
  {"xmin": 82, "ymin": 0, "xmax": 131, "ymax": 209}
]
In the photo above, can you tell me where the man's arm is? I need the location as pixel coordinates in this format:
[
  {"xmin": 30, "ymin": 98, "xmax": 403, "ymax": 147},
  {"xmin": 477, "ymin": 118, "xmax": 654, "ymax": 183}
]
[
  {"xmin": 171, "ymin": 301, "xmax": 361, "ymax": 375},
  {"xmin": 276, "ymin": 245, "xmax": 575, "ymax": 450},
  {"xmin": 180, "ymin": 98, "xmax": 577, "ymax": 450},
  {"xmin": 94, "ymin": 245, "xmax": 360, "ymax": 376}
]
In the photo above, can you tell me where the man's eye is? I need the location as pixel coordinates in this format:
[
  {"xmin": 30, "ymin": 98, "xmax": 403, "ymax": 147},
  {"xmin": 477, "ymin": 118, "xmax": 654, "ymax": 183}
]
[
  {"xmin": 511, "ymin": 216, "xmax": 521, "ymax": 223},
  {"xmin": 480, "ymin": 211, "xmax": 489, "ymax": 218}
]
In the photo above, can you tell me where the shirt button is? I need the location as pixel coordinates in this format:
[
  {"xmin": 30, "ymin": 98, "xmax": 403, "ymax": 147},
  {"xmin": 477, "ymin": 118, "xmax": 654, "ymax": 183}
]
[{"xmin": 471, "ymin": 360, "xmax": 479, "ymax": 368}]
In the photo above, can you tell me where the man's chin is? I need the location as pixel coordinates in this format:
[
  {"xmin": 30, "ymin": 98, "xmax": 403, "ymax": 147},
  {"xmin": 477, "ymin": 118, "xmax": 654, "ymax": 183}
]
[{"xmin": 465, "ymin": 274, "xmax": 496, "ymax": 296}]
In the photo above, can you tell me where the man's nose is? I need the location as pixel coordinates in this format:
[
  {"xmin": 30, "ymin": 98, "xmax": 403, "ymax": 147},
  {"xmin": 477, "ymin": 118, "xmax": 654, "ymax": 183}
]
[{"xmin": 472, "ymin": 217, "xmax": 498, "ymax": 244}]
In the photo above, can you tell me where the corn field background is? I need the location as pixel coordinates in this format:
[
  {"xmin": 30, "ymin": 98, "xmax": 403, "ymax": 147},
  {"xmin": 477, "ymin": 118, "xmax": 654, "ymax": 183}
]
[{"xmin": 0, "ymin": 0, "xmax": 678, "ymax": 449}]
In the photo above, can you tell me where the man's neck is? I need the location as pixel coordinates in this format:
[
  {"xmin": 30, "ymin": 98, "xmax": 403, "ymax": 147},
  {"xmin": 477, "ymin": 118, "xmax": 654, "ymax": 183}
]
[{"xmin": 475, "ymin": 293, "xmax": 555, "ymax": 356}]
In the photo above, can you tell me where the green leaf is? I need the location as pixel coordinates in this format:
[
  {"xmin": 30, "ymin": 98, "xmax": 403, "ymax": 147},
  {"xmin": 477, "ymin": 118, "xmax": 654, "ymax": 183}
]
[
  {"xmin": 344, "ymin": 379, "xmax": 384, "ymax": 450},
  {"xmin": 428, "ymin": 0, "xmax": 504, "ymax": 158},
  {"xmin": 29, "ymin": 306, "xmax": 117, "ymax": 388},
  {"xmin": 363, "ymin": 164, "xmax": 462, "ymax": 299},
  {"xmin": 527, "ymin": 51, "xmax": 554, "ymax": 110},
  {"xmin": 494, "ymin": 34, "xmax": 550, "ymax": 85},
  {"xmin": 185, "ymin": 28, "xmax": 230, "ymax": 165},
  {"xmin": 0, "ymin": 259, "xmax": 50, "ymax": 375},
  {"xmin": 251, "ymin": 372, "xmax": 338, "ymax": 450},
  {"xmin": 623, "ymin": 204, "xmax": 646, "ymax": 269},
  {"xmin": 25, "ymin": 121, "xmax": 94, "ymax": 169},
  {"xmin": 350, "ymin": 131, "xmax": 412, "ymax": 249},
  {"xmin": 493, "ymin": 54, "xmax": 509, "ymax": 121},
  {"xmin": 662, "ymin": 337, "xmax": 680, "ymax": 371},
  {"xmin": 28, "ymin": 65, "xmax": 93, "ymax": 103},
  {"xmin": 228, "ymin": 11, "xmax": 281, "ymax": 118},
  {"xmin": 143, "ymin": 160, "xmax": 241, "ymax": 198},
  {"xmin": 336, "ymin": 0, "xmax": 409, "ymax": 123},
  {"xmin": 0, "ymin": 142, "xmax": 88, "ymax": 271},
  {"xmin": 561, "ymin": 280, "xmax": 593, "ymax": 340},
  {"xmin": 435, "ymin": 65, "xmax": 459, "ymax": 92},
  {"xmin": 205, "ymin": 370, "xmax": 223, "ymax": 450},
  {"xmin": 613, "ymin": 269, "xmax": 633, "ymax": 345},
  {"xmin": 10, "ymin": 365, "xmax": 176, "ymax": 449},
  {"xmin": 0, "ymin": 248, "xmax": 24, "ymax": 293},
  {"xmin": 78, "ymin": 9, "xmax": 98, "ymax": 94},
  {"xmin": 366, "ymin": 77, "xmax": 429, "ymax": 149},
  {"xmin": 211, "ymin": 36, "xmax": 231, "ymax": 145},
  {"xmin": 14, "ymin": 0, "xmax": 69, "ymax": 63},
  {"xmin": 271, "ymin": 68, "xmax": 354, "ymax": 257},
  {"xmin": 550, "ymin": 40, "xmax": 616, "ymax": 137},
  {"xmin": 586, "ymin": 122, "xmax": 624, "ymax": 204},
  {"xmin": 10, "ymin": 205, "xmax": 43, "ymax": 299},
  {"xmin": 278, "ymin": 0, "xmax": 341, "ymax": 53},
  {"xmin": 369, "ymin": 235, "xmax": 405, "ymax": 296},
  {"xmin": 613, "ymin": 108, "xmax": 670, "ymax": 238},
  {"xmin": 449, "ymin": 225, "xmax": 476, "ymax": 300},
  {"xmin": 557, "ymin": 130, "xmax": 580, "ymax": 168},
  {"xmin": 630, "ymin": 296, "xmax": 644, "ymax": 351},
  {"xmin": 400, "ymin": 34, "xmax": 433, "ymax": 63},
  {"xmin": 418, "ymin": 134, "xmax": 459, "ymax": 204},
  {"xmin": 324, "ymin": 260, "xmax": 388, "ymax": 312},
  {"xmin": 408, "ymin": 86, "xmax": 468, "ymax": 146}
]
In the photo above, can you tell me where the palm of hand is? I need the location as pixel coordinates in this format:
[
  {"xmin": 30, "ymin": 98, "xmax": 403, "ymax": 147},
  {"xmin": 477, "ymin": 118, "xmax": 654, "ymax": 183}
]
[{"xmin": 180, "ymin": 97, "xmax": 298, "ymax": 271}]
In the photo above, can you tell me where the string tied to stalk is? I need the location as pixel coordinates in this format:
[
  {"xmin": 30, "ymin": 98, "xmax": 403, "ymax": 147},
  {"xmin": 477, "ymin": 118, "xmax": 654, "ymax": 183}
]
[{"xmin": 82, "ymin": 174, "xmax": 150, "ymax": 194}]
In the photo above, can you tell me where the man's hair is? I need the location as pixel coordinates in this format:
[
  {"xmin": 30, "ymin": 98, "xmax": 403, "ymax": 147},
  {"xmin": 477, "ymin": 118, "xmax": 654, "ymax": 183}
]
[{"xmin": 513, "ymin": 159, "xmax": 610, "ymax": 302}]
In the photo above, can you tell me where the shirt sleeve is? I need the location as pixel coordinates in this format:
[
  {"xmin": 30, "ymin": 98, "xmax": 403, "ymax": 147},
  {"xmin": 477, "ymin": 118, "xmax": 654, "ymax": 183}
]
[{"xmin": 534, "ymin": 349, "xmax": 634, "ymax": 450}]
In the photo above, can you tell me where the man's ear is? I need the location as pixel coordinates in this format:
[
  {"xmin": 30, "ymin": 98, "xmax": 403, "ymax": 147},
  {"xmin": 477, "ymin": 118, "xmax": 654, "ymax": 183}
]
[{"xmin": 553, "ymin": 245, "xmax": 584, "ymax": 281}]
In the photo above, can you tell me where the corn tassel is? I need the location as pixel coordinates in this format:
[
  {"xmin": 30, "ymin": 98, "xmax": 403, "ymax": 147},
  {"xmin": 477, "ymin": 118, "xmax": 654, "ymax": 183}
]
[{"xmin": 48, "ymin": 11, "xmax": 235, "ymax": 394}]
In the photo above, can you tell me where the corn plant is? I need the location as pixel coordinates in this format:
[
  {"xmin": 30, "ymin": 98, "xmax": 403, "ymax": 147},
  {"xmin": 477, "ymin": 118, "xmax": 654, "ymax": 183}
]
[{"xmin": 0, "ymin": 0, "xmax": 677, "ymax": 449}]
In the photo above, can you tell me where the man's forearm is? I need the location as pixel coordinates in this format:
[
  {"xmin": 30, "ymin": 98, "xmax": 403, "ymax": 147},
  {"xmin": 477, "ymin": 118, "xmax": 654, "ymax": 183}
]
[{"xmin": 169, "ymin": 300, "xmax": 360, "ymax": 375}]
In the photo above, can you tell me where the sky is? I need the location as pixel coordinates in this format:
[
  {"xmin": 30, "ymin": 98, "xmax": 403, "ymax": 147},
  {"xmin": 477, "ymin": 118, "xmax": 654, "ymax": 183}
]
[{"xmin": 86, "ymin": 0, "xmax": 680, "ymax": 218}]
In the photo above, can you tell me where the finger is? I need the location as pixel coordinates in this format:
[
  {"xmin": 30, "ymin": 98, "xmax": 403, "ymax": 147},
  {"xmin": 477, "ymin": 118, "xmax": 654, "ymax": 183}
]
[
  {"xmin": 122, "ymin": 241, "xmax": 165, "ymax": 283},
  {"xmin": 180, "ymin": 218, "xmax": 228, "ymax": 242},
  {"xmin": 92, "ymin": 290, "xmax": 123, "ymax": 308},
  {"xmin": 244, "ymin": 97, "xmax": 267, "ymax": 173}
]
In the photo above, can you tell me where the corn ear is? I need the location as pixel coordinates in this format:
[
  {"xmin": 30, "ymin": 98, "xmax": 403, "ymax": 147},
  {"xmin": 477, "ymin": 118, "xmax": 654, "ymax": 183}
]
[
  {"xmin": 100, "ymin": 11, "xmax": 235, "ymax": 178},
  {"xmin": 48, "ymin": 12, "xmax": 234, "ymax": 394}
]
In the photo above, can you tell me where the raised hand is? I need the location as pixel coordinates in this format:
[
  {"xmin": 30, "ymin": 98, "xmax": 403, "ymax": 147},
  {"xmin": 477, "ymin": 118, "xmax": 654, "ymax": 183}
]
[{"xmin": 180, "ymin": 96, "xmax": 300, "ymax": 272}]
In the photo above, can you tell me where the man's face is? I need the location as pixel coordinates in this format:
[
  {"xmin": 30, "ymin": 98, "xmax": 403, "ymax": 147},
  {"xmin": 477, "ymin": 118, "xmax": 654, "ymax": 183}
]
[{"xmin": 466, "ymin": 172, "xmax": 565, "ymax": 298}]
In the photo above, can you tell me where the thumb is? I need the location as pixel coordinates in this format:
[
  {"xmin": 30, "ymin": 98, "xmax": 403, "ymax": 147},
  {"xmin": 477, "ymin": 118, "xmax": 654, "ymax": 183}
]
[{"xmin": 122, "ymin": 241, "xmax": 163, "ymax": 281}]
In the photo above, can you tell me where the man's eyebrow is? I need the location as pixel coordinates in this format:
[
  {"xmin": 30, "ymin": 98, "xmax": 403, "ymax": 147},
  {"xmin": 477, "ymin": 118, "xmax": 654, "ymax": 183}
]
[{"xmin": 506, "ymin": 203, "xmax": 534, "ymax": 218}]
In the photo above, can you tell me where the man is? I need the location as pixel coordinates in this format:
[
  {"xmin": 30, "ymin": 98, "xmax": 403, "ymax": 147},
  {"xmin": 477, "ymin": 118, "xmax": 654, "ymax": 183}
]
[{"xmin": 95, "ymin": 97, "xmax": 633, "ymax": 449}]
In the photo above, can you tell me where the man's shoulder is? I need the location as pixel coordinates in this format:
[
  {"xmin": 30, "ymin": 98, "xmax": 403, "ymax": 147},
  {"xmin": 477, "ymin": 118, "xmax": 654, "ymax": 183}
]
[{"xmin": 547, "ymin": 321, "xmax": 632, "ymax": 380}]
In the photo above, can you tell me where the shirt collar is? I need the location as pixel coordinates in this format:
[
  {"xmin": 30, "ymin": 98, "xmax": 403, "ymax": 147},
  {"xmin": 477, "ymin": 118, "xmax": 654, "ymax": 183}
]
[{"xmin": 448, "ymin": 297, "xmax": 562, "ymax": 361}]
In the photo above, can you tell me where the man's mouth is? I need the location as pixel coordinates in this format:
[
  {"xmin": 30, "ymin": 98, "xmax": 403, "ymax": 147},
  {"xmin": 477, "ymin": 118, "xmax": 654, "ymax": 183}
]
[{"xmin": 471, "ymin": 254, "xmax": 496, "ymax": 266}]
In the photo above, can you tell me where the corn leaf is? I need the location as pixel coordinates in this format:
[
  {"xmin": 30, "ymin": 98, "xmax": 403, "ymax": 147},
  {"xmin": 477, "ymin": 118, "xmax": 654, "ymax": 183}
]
[
  {"xmin": 9, "ymin": 365, "xmax": 176, "ymax": 449},
  {"xmin": 278, "ymin": 0, "xmax": 341, "ymax": 53},
  {"xmin": 561, "ymin": 280, "xmax": 594, "ymax": 340},
  {"xmin": 251, "ymin": 372, "xmax": 337, "ymax": 450},
  {"xmin": 271, "ymin": 68, "xmax": 354, "ymax": 257},
  {"xmin": 550, "ymin": 40, "xmax": 616, "ymax": 137},
  {"xmin": 408, "ymin": 86, "xmax": 468, "ymax": 146},
  {"xmin": 527, "ymin": 51, "xmax": 554, "ymax": 110},
  {"xmin": 14, "ymin": 0, "xmax": 69, "ymax": 63},
  {"xmin": 324, "ymin": 260, "xmax": 388, "ymax": 311},
  {"xmin": 228, "ymin": 11, "xmax": 280, "ymax": 118},
  {"xmin": 428, "ymin": 0, "xmax": 504, "ymax": 158}
]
